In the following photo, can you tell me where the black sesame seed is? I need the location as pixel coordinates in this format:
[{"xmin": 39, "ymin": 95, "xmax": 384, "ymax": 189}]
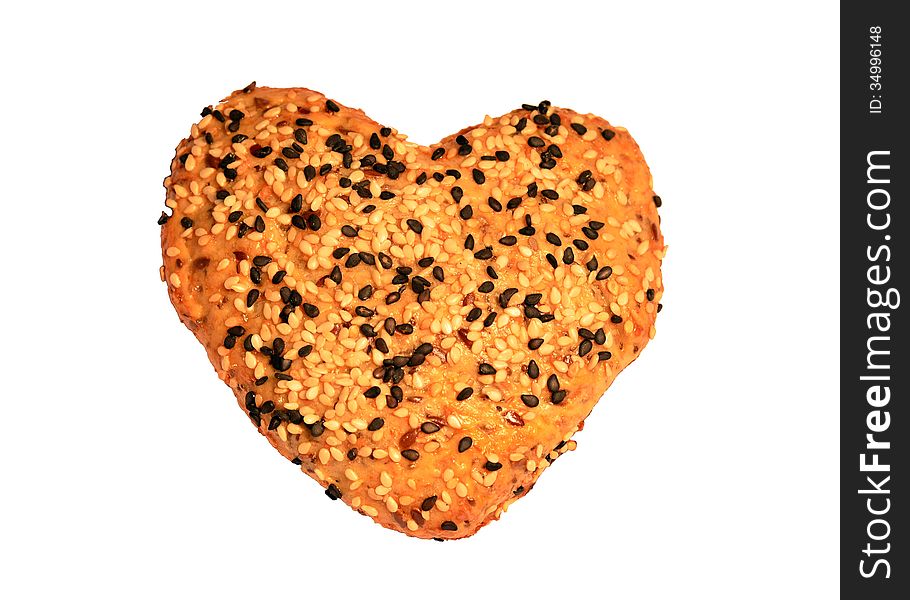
[
  {"xmin": 451, "ymin": 186, "xmax": 464, "ymax": 203},
  {"xmin": 421, "ymin": 495, "xmax": 438, "ymax": 512},
  {"xmin": 551, "ymin": 390, "xmax": 568, "ymax": 404},
  {"xmin": 611, "ymin": 315, "xmax": 623, "ymax": 324},
  {"xmin": 562, "ymin": 248, "xmax": 574, "ymax": 264},
  {"xmin": 573, "ymin": 239, "xmax": 589, "ymax": 251},
  {"xmin": 378, "ymin": 253, "xmax": 393, "ymax": 269},
  {"xmin": 298, "ymin": 345, "xmax": 313, "ymax": 357},
  {"xmin": 254, "ymin": 215, "xmax": 265, "ymax": 233},
  {"xmin": 653, "ymin": 195, "xmax": 663, "ymax": 207},
  {"xmin": 528, "ymin": 136, "xmax": 545, "ymax": 148},
  {"xmin": 180, "ymin": 216, "xmax": 193, "ymax": 229},
  {"xmin": 325, "ymin": 484, "xmax": 342, "ymax": 500},
  {"xmin": 307, "ymin": 214, "xmax": 321, "ymax": 230},
  {"xmin": 251, "ymin": 145, "xmax": 272, "ymax": 159},
  {"xmin": 579, "ymin": 339, "xmax": 593, "ymax": 357},
  {"xmin": 528, "ymin": 338, "xmax": 544, "ymax": 350},
  {"xmin": 499, "ymin": 288, "xmax": 518, "ymax": 308},
  {"xmin": 596, "ymin": 266, "xmax": 613, "ymax": 280},
  {"xmin": 646, "ymin": 288, "xmax": 655, "ymax": 301},
  {"xmin": 483, "ymin": 312, "xmax": 497, "ymax": 327},
  {"xmin": 364, "ymin": 386, "xmax": 381, "ymax": 398},
  {"xmin": 541, "ymin": 189, "xmax": 559, "ymax": 200},
  {"xmin": 478, "ymin": 281, "xmax": 494, "ymax": 293},
  {"xmin": 547, "ymin": 374, "xmax": 560, "ymax": 392},
  {"xmin": 325, "ymin": 99, "xmax": 340, "ymax": 112},
  {"xmin": 527, "ymin": 360, "xmax": 540, "ymax": 379},
  {"xmin": 341, "ymin": 225, "xmax": 358, "ymax": 238},
  {"xmin": 406, "ymin": 219, "xmax": 423, "ymax": 234},
  {"xmin": 474, "ymin": 247, "xmax": 493, "ymax": 260},
  {"xmin": 431, "ymin": 147, "xmax": 445, "ymax": 160},
  {"xmin": 441, "ymin": 521, "xmax": 458, "ymax": 531},
  {"xmin": 401, "ymin": 449, "xmax": 420, "ymax": 461},
  {"xmin": 385, "ymin": 292, "xmax": 401, "ymax": 305},
  {"xmin": 375, "ymin": 338, "xmax": 389, "ymax": 354},
  {"xmin": 303, "ymin": 165, "xmax": 316, "ymax": 181},
  {"xmin": 521, "ymin": 394, "xmax": 540, "ymax": 407},
  {"xmin": 499, "ymin": 235, "xmax": 517, "ymax": 246},
  {"xmin": 421, "ymin": 422, "xmax": 440, "ymax": 434},
  {"xmin": 484, "ymin": 461, "xmax": 503, "ymax": 472},
  {"xmin": 506, "ymin": 197, "xmax": 522, "ymax": 210},
  {"xmin": 472, "ymin": 169, "xmax": 485, "ymax": 184},
  {"xmin": 432, "ymin": 266, "xmax": 444, "ymax": 282},
  {"xmin": 464, "ymin": 234, "xmax": 475, "ymax": 250},
  {"xmin": 546, "ymin": 233, "xmax": 562, "ymax": 246},
  {"xmin": 545, "ymin": 253, "xmax": 558, "ymax": 269},
  {"xmin": 466, "ymin": 307, "xmax": 482, "ymax": 322},
  {"xmin": 224, "ymin": 335, "xmax": 236, "ymax": 349},
  {"xmin": 415, "ymin": 172, "xmax": 427, "ymax": 185},
  {"xmin": 458, "ymin": 437, "xmax": 473, "ymax": 453},
  {"xmin": 357, "ymin": 285, "xmax": 374, "ymax": 301},
  {"xmin": 571, "ymin": 123, "xmax": 587, "ymax": 135},
  {"xmin": 459, "ymin": 205, "xmax": 473, "ymax": 220},
  {"xmin": 598, "ymin": 351, "xmax": 612, "ymax": 362},
  {"xmin": 478, "ymin": 363, "xmax": 496, "ymax": 375},
  {"xmin": 302, "ymin": 303, "xmax": 319, "ymax": 318},
  {"xmin": 246, "ymin": 289, "xmax": 260, "ymax": 308}
]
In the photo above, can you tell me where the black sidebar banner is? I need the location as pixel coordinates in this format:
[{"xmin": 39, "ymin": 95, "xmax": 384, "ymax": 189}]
[{"xmin": 841, "ymin": 1, "xmax": 907, "ymax": 597}]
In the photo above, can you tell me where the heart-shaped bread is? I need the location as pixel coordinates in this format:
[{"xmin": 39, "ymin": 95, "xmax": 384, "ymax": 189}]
[{"xmin": 160, "ymin": 84, "xmax": 665, "ymax": 539}]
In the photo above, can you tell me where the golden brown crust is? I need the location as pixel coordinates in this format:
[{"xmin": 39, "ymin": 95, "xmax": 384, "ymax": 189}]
[{"xmin": 160, "ymin": 84, "xmax": 665, "ymax": 539}]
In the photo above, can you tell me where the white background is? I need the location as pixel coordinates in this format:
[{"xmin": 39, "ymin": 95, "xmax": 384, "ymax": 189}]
[{"xmin": 0, "ymin": 1, "xmax": 838, "ymax": 598}]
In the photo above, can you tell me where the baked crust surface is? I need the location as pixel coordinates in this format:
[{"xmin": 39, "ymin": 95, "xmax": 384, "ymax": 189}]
[{"xmin": 160, "ymin": 85, "xmax": 664, "ymax": 539}]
